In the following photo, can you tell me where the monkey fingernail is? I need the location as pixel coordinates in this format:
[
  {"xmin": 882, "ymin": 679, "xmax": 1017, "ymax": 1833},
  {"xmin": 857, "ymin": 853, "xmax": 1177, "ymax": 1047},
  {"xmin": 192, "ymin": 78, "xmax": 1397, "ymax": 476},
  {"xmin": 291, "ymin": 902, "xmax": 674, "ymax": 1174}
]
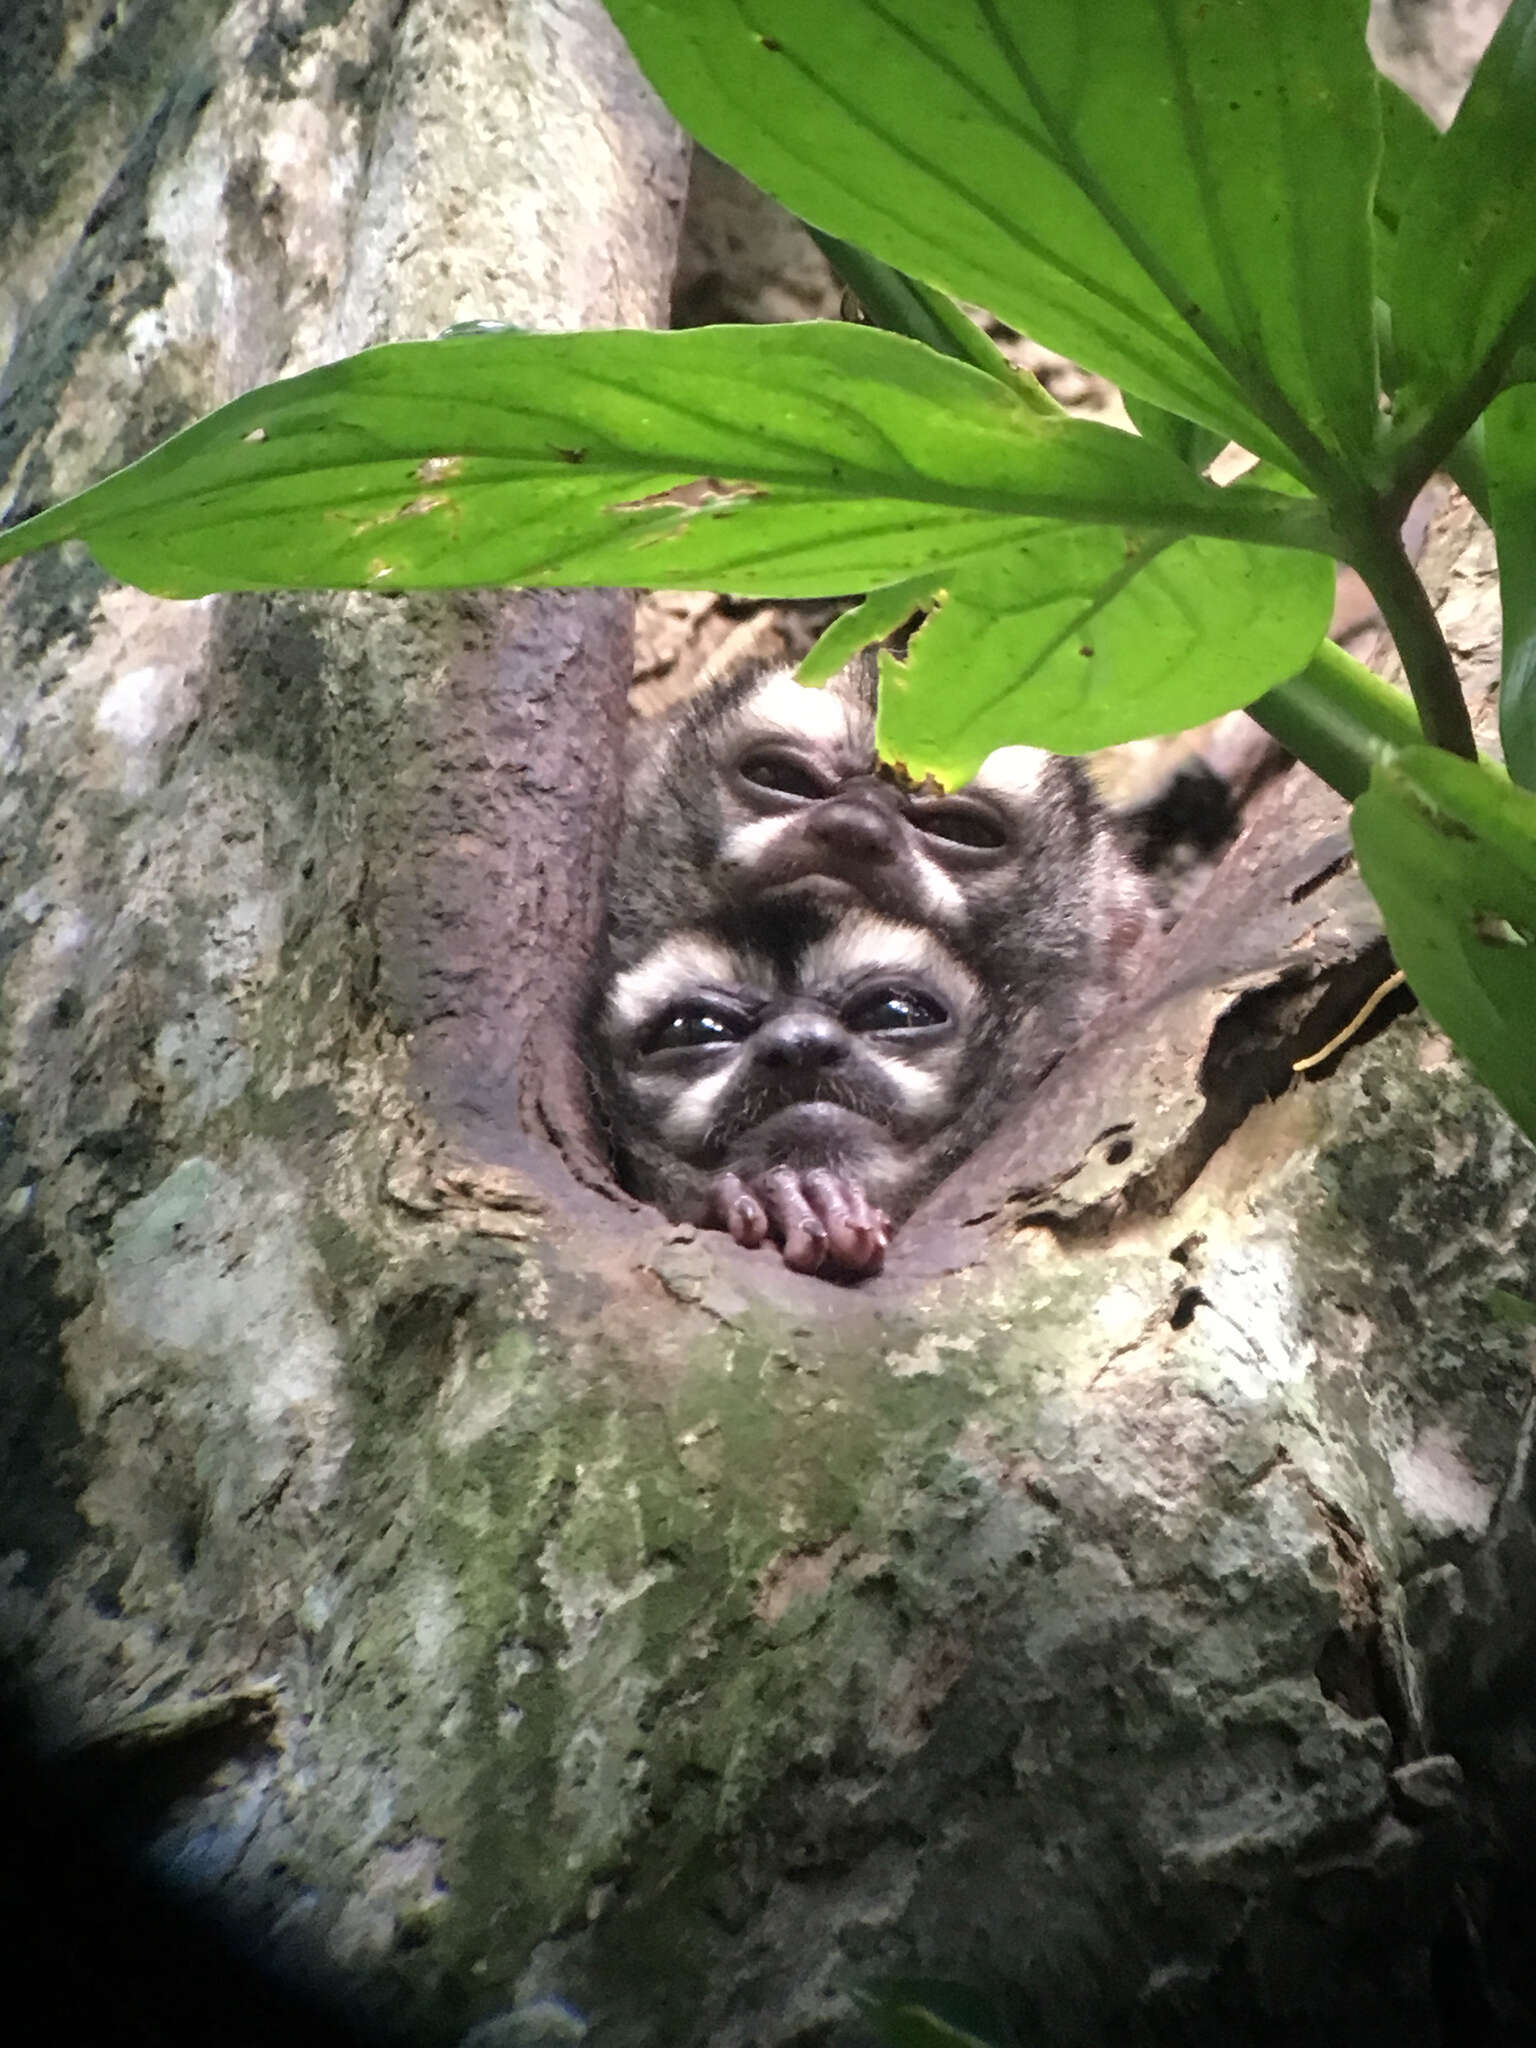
[
  {"xmin": 729, "ymin": 1196, "xmax": 770, "ymax": 1247},
  {"xmin": 784, "ymin": 1221, "xmax": 828, "ymax": 1273}
]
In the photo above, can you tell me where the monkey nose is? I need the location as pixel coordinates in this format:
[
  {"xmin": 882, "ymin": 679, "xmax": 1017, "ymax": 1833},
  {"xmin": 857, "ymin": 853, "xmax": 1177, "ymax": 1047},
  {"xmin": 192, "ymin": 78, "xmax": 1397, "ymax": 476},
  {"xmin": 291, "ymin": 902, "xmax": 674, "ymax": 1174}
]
[
  {"xmin": 754, "ymin": 1015, "xmax": 850, "ymax": 1071},
  {"xmin": 805, "ymin": 795, "xmax": 898, "ymax": 863}
]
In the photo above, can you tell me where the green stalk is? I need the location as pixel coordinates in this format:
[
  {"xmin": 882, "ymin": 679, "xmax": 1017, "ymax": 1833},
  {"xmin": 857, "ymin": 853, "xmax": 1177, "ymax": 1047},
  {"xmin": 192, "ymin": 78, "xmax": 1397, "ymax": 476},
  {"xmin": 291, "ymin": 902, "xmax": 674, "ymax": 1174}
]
[
  {"xmin": 1249, "ymin": 639, "xmax": 1423, "ymax": 801},
  {"xmin": 1335, "ymin": 513, "xmax": 1477, "ymax": 759},
  {"xmin": 806, "ymin": 228, "xmax": 1061, "ymax": 415},
  {"xmin": 809, "ymin": 227, "xmax": 1451, "ymax": 786}
]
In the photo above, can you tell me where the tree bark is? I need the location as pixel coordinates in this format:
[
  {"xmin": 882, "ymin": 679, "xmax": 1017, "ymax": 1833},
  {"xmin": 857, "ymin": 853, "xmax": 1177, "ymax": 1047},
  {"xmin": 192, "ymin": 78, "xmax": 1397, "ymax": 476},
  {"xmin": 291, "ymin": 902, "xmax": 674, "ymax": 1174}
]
[{"xmin": 4, "ymin": 6, "xmax": 1536, "ymax": 2048}]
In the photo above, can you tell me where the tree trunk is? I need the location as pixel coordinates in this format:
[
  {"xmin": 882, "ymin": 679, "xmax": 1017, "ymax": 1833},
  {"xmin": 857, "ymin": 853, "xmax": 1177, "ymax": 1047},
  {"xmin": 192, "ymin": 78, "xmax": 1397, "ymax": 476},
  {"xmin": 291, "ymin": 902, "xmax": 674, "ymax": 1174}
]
[{"xmin": 3, "ymin": 6, "xmax": 1535, "ymax": 2048}]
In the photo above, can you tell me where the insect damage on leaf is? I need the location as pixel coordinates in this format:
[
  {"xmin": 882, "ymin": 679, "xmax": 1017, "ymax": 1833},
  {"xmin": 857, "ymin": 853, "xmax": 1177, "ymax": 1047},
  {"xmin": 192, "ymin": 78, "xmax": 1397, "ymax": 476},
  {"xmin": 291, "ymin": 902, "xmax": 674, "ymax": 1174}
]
[
  {"xmin": 342, "ymin": 494, "xmax": 457, "ymax": 537},
  {"xmin": 1472, "ymin": 912, "xmax": 1531, "ymax": 947},
  {"xmin": 614, "ymin": 477, "xmax": 767, "ymax": 515}
]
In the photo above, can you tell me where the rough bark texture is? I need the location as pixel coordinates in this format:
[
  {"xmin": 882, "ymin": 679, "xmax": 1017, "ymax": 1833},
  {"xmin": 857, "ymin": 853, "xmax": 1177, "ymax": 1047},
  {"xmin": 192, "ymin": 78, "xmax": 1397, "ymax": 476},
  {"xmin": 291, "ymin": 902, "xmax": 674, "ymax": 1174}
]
[
  {"xmin": 1366, "ymin": 0, "xmax": 1512, "ymax": 122},
  {"xmin": 4, "ymin": 5, "xmax": 1536, "ymax": 2048}
]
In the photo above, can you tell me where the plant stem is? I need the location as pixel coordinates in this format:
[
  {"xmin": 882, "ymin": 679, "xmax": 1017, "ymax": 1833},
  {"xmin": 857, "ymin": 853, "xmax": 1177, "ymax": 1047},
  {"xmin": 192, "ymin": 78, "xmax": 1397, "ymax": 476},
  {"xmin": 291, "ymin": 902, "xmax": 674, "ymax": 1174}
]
[
  {"xmin": 1249, "ymin": 639, "xmax": 1423, "ymax": 801},
  {"xmin": 1337, "ymin": 513, "xmax": 1476, "ymax": 759},
  {"xmin": 807, "ymin": 228, "xmax": 1061, "ymax": 414}
]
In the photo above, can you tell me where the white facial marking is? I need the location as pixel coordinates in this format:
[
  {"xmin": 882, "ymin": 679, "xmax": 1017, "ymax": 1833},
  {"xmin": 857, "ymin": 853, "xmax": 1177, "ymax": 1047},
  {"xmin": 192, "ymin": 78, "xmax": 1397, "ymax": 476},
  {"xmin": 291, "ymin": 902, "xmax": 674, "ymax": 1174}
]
[
  {"xmin": 718, "ymin": 814, "xmax": 800, "ymax": 876},
  {"xmin": 725, "ymin": 810, "xmax": 967, "ymax": 928},
  {"xmin": 655, "ymin": 1058, "xmax": 744, "ymax": 1146},
  {"xmin": 746, "ymin": 667, "xmax": 862, "ymax": 749},
  {"xmin": 900, "ymin": 853, "xmax": 966, "ymax": 924},
  {"xmin": 861, "ymin": 1047, "xmax": 943, "ymax": 1114},
  {"xmin": 806, "ymin": 913, "xmax": 940, "ymax": 980},
  {"xmin": 803, "ymin": 911, "xmax": 979, "ymax": 1008},
  {"xmin": 607, "ymin": 932, "xmax": 748, "ymax": 1033}
]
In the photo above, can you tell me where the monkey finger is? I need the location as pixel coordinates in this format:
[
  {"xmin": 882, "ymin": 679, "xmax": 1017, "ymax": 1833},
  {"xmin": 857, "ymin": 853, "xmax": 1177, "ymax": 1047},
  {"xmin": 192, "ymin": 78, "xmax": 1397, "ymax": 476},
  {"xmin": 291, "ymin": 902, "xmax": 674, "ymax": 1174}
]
[
  {"xmin": 712, "ymin": 1173, "xmax": 770, "ymax": 1249},
  {"xmin": 756, "ymin": 1169, "xmax": 830, "ymax": 1274},
  {"xmin": 801, "ymin": 1171, "xmax": 888, "ymax": 1276},
  {"xmin": 780, "ymin": 1217, "xmax": 831, "ymax": 1274}
]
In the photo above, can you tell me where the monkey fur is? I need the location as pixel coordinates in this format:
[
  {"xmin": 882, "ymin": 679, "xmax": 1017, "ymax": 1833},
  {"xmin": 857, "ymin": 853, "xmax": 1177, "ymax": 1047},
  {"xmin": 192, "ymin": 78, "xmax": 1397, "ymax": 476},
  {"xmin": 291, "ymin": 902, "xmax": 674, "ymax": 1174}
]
[
  {"xmin": 589, "ymin": 652, "xmax": 1151, "ymax": 1277},
  {"xmin": 596, "ymin": 898, "xmax": 999, "ymax": 1275}
]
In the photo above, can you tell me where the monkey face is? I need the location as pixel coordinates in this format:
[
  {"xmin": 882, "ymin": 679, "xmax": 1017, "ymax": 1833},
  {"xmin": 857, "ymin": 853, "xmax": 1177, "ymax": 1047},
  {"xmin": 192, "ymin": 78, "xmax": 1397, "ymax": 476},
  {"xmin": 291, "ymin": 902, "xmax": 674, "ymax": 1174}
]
[
  {"xmin": 608, "ymin": 656, "xmax": 1149, "ymax": 1013},
  {"xmin": 717, "ymin": 667, "xmax": 1045, "ymax": 936},
  {"xmin": 595, "ymin": 651, "xmax": 1153, "ymax": 1275},
  {"xmin": 598, "ymin": 903, "xmax": 989, "ymax": 1218}
]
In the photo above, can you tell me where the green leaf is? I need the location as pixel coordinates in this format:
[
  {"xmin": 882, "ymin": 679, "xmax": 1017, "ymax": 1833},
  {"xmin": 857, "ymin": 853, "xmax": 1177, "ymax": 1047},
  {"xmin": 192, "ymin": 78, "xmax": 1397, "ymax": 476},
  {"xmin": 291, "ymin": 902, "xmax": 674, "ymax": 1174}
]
[
  {"xmin": 877, "ymin": 524, "xmax": 1334, "ymax": 776},
  {"xmin": 1371, "ymin": 80, "xmax": 1439, "ymax": 369},
  {"xmin": 1351, "ymin": 747, "xmax": 1536, "ymax": 1147},
  {"xmin": 1486, "ymin": 384, "xmax": 1536, "ymax": 790},
  {"xmin": 0, "ymin": 324, "xmax": 1332, "ymax": 600},
  {"xmin": 604, "ymin": 0, "xmax": 1382, "ymax": 481},
  {"xmin": 851, "ymin": 1979, "xmax": 1015, "ymax": 2048},
  {"xmin": 1445, "ymin": 417, "xmax": 1493, "ymax": 526},
  {"xmin": 805, "ymin": 229, "xmax": 1051, "ymax": 407},
  {"xmin": 1121, "ymin": 392, "xmax": 1226, "ymax": 475},
  {"xmin": 798, "ymin": 574, "xmax": 941, "ymax": 684},
  {"xmin": 1374, "ymin": 77, "xmax": 1440, "ymax": 240},
  {"xmin": 1388, "ymin": 0, "xmax": 1536, "ymax": 426}
]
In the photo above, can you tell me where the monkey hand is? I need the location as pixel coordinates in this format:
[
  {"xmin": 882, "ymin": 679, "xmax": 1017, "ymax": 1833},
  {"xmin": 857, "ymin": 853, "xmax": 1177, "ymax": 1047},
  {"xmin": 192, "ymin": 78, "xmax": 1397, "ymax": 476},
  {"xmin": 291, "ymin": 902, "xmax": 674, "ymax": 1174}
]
[{"xmin": 708, "ymin": 1166, "xmax": 889, "ymax": 1279}]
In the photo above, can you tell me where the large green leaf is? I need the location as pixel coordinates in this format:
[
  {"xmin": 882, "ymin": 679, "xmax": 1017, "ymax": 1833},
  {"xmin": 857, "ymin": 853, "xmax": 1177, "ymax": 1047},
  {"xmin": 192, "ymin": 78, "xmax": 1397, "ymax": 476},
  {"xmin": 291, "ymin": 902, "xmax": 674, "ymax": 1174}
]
[
  {"xmin": 604, "ymin": 0, "xmax": 1382, "ymax": 481},
  {"xmin": 798, "ymin": 573, "xmax": 942, "ymax": 684},
  {"xmin": 1119, "ymin": 392, "xmax": 1226, "ymax": 476},
  {"xmin": 1486, "ymin": 384, "xmax": 1536, "ymax": 790},
  {"xmin": 1374, "ymin": 77, "xmax": 1440, "ymax": 239},
  {"xmin": 1388, "ymin": 0, "xmax": 1536, "ymax": 430},
  {"xmin": 1352, "ymin": 748, "xmax": 1536, "ymax": 1146},
  {"xmin": 805, "ymin": 229, "xmax": 1048, "ymax": 406},
  {"xmin": 0, "ymin": 325, "xmax": 1330, "ymax": 600},
  {"xmin": 1371, "ymin": 79, "xmax": 1440, "ymax": 372},
  {"xmin": 877, "ymin": 522, "xmax": 1334, "ymax": 776},
  {"xmin": 782, "ymin": 235, "xmax": 1330, "ymax": 763},
  {"xmin": 1111, "ymin": 76, "xmax": 1432, "ymax": 484}
]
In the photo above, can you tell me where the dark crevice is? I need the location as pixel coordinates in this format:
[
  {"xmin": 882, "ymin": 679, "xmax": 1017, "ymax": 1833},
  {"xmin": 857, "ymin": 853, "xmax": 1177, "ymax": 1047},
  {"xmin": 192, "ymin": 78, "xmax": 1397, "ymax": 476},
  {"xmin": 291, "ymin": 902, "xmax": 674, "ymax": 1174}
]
[
  {"xmin": 1303, "ymin": 1482, "xmax": 1416, "ymax": 1756},
  {"xmin": 1289, "ymin": 850, "xmax": 1354, "ymax": 904},
  {"xmin": 1430, "ymin": 1894, "xmax": 1502, "ymax": 2047},
  {"xmin": 1168, "ymin": 1286, "xmax": 1205, "ymax": 1330}
]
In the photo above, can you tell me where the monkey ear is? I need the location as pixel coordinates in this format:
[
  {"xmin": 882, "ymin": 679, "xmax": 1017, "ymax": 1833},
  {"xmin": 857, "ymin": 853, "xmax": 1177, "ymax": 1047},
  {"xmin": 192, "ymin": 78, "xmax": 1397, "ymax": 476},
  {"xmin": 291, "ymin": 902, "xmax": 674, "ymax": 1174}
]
[{"xmin": 826, "ymin": 647, "xmax": 879, "ymax": 718}]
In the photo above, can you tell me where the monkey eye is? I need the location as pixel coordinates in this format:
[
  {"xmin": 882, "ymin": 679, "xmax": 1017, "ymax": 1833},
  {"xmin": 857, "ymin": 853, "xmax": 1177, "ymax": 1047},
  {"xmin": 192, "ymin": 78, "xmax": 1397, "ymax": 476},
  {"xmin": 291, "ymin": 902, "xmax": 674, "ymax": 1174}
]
[
  {"xmin": 844, "ymin": 986, "xmax": 949, "ymax": 1034},
  {"xmin": 736, "ymin": 747, "xmax": 836, "ymax": 803},
  {"xmin": 906, "ymin": 796, "xmax": 1007, "ymax": 850},
  {"xmin": 642, "ymin": 1002, "xmax": 749, "ymax": 1053}
]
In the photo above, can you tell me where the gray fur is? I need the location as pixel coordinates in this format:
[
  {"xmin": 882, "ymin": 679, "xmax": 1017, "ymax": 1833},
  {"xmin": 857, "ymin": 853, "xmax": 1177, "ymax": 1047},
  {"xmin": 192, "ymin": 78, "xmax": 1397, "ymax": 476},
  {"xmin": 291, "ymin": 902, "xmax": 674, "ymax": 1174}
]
[
  {"xmin": 589, "ymin": 652, "xmax": 1152, "ymax": 1274},
  {"xmin": 594, "ymin": 899, "xmax": 1001, "ymax": 1270}
]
